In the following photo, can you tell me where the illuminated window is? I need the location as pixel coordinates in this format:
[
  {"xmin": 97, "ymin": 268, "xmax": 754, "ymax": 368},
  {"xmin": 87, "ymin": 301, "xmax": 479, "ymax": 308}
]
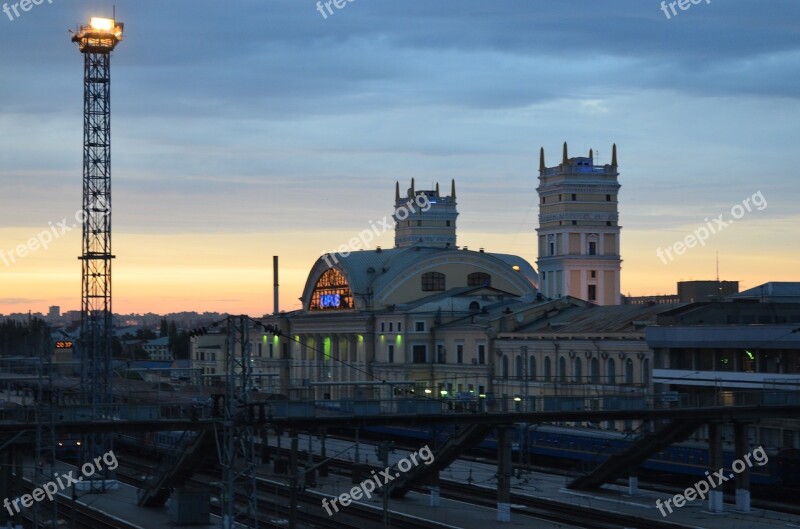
[
  {"xmin": 467, "ymin": 272, "xmax": 491, "ymax": 287},
  {"xmin": 421, "ymin": 272, "xmax": 445, "ymax": 291},
  {"xmin": 310, "ymin": 268, "xmax": 353, "ymax": 311}
]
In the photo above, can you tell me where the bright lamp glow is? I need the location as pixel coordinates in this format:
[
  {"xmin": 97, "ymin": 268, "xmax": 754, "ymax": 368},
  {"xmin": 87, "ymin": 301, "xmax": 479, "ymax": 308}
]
[{"xmin": 90, "ymin": 17, "xmax": 115, "ymax": 32}]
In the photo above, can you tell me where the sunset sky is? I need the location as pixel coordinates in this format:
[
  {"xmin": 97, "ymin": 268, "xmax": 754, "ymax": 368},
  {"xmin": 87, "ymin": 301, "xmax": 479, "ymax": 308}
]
[{"xmin": 1, "ymin": 0, "xmax": 798, "ymax": 316}]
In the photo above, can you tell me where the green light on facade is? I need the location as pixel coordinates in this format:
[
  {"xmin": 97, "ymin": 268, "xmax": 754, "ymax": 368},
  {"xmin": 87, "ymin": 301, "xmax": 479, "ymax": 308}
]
[
  {"xmin": 324, "ymin": 337, "xmax": 331, "ymax": 360},
  {"xmin": 396, "ymin": 334, "xmax": 402, "ymax": 345}
]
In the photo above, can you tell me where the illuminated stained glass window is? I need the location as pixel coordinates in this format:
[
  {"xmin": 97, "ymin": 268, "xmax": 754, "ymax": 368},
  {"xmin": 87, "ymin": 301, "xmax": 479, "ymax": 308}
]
[{"xmin": 310, "ymin": 268, "xmax": 353, "ymax": 311}]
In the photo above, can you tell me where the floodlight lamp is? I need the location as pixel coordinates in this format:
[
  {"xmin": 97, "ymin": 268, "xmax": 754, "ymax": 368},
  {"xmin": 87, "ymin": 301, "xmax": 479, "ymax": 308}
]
[{"xmin": 90, "ymin": 17, "xmax": 115, "ymax": 31}]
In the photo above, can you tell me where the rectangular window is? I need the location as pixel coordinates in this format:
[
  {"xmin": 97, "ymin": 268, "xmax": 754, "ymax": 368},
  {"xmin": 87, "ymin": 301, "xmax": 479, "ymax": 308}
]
[
  {"xmin": 415, "ymin": 321, "xmax": 425, "ymax": 332},
  {"xmin": 397, "ymin": 322, "xmax": 402, "ymax": 332},
  {"xmin": 387, "ymin": 345, "xmax": 394, "ymax": 363},
  {"xmin": 258, "ymin": 343, "xmax": 263, "ymax": 357},
  {"xmin": 388, "ymin": 322, "xmax": 393, "ymax": 332},
  {"xmin": 269, "ymin": 343, "xmax": 274, "ymax": 358},
  {"xmin": 421, "ymin": 272, "xmax": 446, "ymax": 291},
  {"xmin": 606, "ymin": 194, "xmax": 611, "ymax": 201},
  {"xmin": 588, "ymin": 242, "xmax": 597, "ymax": 255},
  {"xmin": 549, "ymin": 242, "xmax": 555, "ymax": 256},
  {"xmin": 412, "ymin": 345, "xmax": 427, "ymax": 363},
  {"xmin": 478, "ymin": 344, "xmax": 486, "ymax": 365},
  {"xmin": 381, "ymin": 322, "xmax": 385, "ymax": 332},
  {"xmin": 457, "ymin": 344, "xmax": 464, "ymax": 364},
  {"xmin": 572, "ymin": 193, "xmax": 577, "ymax": 201},
  {"xmin": 590, "ymin": 270, "xmax": 596, "ymax": 278},
  {"xmin": 588, "ymin": 285, "xmax": 597, "ymax": 301},
  {"xmin": 437, "ymin": 344, "xmax": 445, "ymax": 364}
]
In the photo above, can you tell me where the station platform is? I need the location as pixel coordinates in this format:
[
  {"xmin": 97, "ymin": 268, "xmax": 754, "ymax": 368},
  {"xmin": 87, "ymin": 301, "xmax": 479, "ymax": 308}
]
[
  {"xmin": 268, "ymin": 433, "xmax": 800, "ymax": 529},
  {"xmin": 14, "ymin": 456, "xmax": 203, "ymax": 529}
]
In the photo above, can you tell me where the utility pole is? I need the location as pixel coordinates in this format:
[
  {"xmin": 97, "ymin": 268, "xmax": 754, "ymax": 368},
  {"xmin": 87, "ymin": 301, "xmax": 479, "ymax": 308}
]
[
  {"xmin": 221, "ymin": 316, "xmax": 259, "ymax": 528},
  {"xmin": 379, "ymin": 442, "xmax": 390, "ymax": 528}
]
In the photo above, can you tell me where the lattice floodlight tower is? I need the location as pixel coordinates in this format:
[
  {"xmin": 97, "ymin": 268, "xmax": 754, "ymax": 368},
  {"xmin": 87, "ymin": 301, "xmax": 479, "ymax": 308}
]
[
  {"xmin": 222, "ymin": 316, "xmax": 260, "ymax": 529},
  {"xmin": 72, "ymin": 16, "xmax": 123, "ymax": 491}
]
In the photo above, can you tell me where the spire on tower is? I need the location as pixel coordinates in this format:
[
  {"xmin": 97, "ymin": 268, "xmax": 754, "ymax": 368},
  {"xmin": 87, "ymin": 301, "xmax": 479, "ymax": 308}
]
[
  {"xmin": 451, "ymin": 178, "xmax": 456, "ymax": 198},
  {"xmin": 611, "ymin": 143, "xmax": 618, "ymax": 167},
  {"xmin": 410, "ymin": 177, "xmax": 415, "ymax": 197},
  {"xmin": 435, "ymin": 182, "xmax": 440, "ymax": 197},
  {"xmin": 562, "ymin": 142, "xmax": 569, "ymax": 165},
  {"xmin": 539, "ymin": 147, "xmax": 545, "ymax": 172},
  {"xmin": 589, "ymin": 148, "xmax": 593, "ymax": 160},
  {"xmin": 395, "ymin": 181, "xmax": 400, "ymax": 201}
]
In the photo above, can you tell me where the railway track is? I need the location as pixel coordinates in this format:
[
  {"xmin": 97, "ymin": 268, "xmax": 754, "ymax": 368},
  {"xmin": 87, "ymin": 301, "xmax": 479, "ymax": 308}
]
[
  {"xmin": 117, "ymin": 456, "xmax": 453, "ymax": 529},
  {"xmin": 19, "ymin": 478, "xmax": 140, "ymax": 529},
  {"xmin": 310, "ymin": 432, "xmax": 800, "ymax": 516},
  {"xmin": 118, "ymin": 449, "xmax": 676, "ymax": 529},
  {"xmin": 249, "ymin": 448, "xmax": 708, "ymax": 529}
]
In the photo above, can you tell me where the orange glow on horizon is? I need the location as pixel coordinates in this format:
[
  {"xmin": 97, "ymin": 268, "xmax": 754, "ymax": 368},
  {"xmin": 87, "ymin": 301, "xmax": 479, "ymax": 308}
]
[{"xmin": 1, "ymin": 218, "xmax": 797, "ymax": 317}]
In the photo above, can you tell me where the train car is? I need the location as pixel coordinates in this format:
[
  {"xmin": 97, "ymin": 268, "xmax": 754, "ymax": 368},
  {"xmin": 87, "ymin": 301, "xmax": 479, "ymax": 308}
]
[
  {"xmin": 366, "ymin": 422, "xmax": 788, "ymax": 487},
  {"xmin": 115, "ymin": 430, "xmax": 196, "ymax": 457},
  {"xmin": 55, "ymin": 434, "xmax": 82, "ymax": 461}
]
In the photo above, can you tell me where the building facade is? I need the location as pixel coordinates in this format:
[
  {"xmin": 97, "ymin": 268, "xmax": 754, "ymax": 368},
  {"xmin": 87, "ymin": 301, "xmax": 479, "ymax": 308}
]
[
  {"xmin": 647, "ymin": 297, "xmax": 800, "ymax": 449},
  {"xmin": 536, "ymin": 143, "xmax": 621, "ymax": 305}
]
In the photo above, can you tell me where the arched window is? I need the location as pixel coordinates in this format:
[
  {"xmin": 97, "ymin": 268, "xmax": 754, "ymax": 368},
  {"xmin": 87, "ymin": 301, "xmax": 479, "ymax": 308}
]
[
  {"xmin": 606, "ymin": 358, "xmax": 616, "ymax": 384},
  {"xmin": 625, "ymin": 358, "xmax": 634, "ymax": 384},
  {"xmin": 573, "ymin": 357, "xmax": 582, "ymax": 383},
  {"xmin": 515, "ymin": 355, "xmax": 523, "ymax": 380},
  {"xmin": 467, "ymin": 272, "xmax": 491, "ymax": 287},
  {"xmin": 502, "ymin": 355, "xmax": 509, "ymax": 380},
  {"xmin": 642, "ymin": 358, "xmax": 651, "ymax": 386},
  {"xmin": 590, "ymin": 357, "xmax": 600, "ymax": 383},
  {"xmin": 421, "ymin": 272, "xmax": 446, "ymax": 291},
  {"xmin": 469, "ymin": 301, "xmax": 481, "ymax": 312},
  {"xmin": 528, "ymin": 356, "xmax": 537, "ymax": 381},
  {"xmin": 310, "ymin": 268, "xmax": 353, "ymax": 311},
  {"xmin": 558, "ymin": 357, "xmax": 567, "ymax": 382},
  {"xmin": 544, "ymin": 357, "xmax": 552, "ymax": 381}
]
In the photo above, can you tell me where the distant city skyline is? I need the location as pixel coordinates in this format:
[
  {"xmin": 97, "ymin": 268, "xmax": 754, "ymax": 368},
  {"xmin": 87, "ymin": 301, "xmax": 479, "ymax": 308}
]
[{"xmin": 1, "ymin": 1, "xmax": 798, "ymax": 315}]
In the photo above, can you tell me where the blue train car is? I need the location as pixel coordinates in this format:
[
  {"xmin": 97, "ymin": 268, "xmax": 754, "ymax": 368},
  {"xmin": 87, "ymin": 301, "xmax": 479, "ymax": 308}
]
[{"xmin": 366, "ymin": 422, "xmax": 789, "ymax": 487}]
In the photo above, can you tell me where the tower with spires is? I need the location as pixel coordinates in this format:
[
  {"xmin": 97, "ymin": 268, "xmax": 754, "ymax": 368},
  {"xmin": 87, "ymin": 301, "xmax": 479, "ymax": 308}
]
[
  {"xmin": 536, "ymin": 142, "xmax": 621, "ymax": 305},
  {"xmin": 394, "ymin": 178, "xmax": 458, "ymax": 248}
]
